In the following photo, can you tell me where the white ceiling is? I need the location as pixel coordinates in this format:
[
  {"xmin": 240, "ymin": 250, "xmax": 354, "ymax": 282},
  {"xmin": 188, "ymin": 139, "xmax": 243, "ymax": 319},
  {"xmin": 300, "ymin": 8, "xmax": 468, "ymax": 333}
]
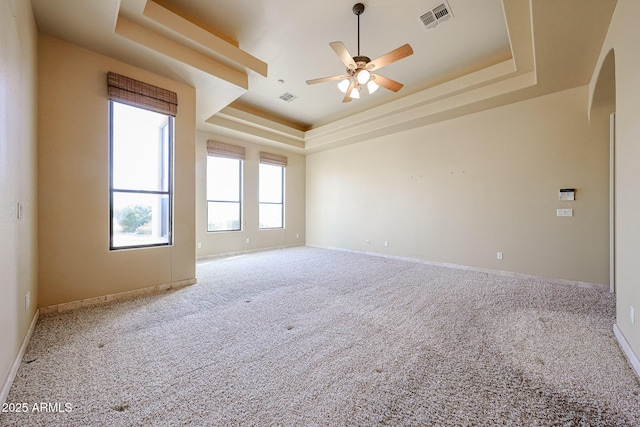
[{"xmin": 30, "ymin": 0, "xmax": 512, "ymax": 129}]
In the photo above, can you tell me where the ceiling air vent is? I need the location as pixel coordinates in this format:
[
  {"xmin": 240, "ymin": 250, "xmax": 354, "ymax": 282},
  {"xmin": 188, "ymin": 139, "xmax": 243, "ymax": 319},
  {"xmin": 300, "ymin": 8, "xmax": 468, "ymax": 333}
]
[
  {"xmin": 419, "ymin": 1, "xmax": 454, "ymax": 32},
  {"xmin": 279, "ymin": 92, "xmax": 298, "ymax": 102}
]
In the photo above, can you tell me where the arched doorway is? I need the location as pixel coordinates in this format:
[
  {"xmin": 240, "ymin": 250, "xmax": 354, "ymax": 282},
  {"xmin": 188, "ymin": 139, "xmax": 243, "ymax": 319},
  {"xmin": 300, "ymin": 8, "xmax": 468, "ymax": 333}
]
[{"xmin": 590, "ymin": 49, "xmax": 616, "ymax": 292}]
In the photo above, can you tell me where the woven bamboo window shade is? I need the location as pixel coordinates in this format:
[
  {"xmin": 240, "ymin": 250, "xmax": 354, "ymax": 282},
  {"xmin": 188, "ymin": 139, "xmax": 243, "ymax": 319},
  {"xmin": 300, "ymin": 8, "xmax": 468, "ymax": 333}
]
[
  {"xmin": 207, "ymin": 141, "xmax": 246, "ymax": 160},
  {"xmin": 107, "ymin": 72, "xmax": 178, "ymax": 117},
  {"xmin": 259, "ymin": 152, "xmax": 287, "ymax": 167}
]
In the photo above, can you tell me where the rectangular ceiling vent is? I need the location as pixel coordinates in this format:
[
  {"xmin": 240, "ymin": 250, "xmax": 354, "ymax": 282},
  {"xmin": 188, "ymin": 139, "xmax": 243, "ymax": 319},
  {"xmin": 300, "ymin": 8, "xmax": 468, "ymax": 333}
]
[
  {"xmin": 279, "ymin": 92, "xmax": 297, "ymax": 102},
  {"xmin": 419, "ymin": 1, "xmax": 454, "ymax": 32}
]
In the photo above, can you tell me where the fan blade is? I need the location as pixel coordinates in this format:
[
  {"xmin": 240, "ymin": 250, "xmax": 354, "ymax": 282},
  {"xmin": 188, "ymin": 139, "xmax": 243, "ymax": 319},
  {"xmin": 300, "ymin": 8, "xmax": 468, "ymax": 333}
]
[
  {"xmin": 366, "ymin": 44, "xmax": 413, "ymax": 71},
  {"xmin": 343, "ymin": 80, "xmax": 356, "ymax": 103},
  {"xmin": 330, "ymin": 41, "xmax": 357, "ymax": 70},
  {"xmin": 372, "ymin": 74, "xmax": 404, "ymax": 92},
  {"xmin": 306, "ymin": 75, "xmax": 349, "ymax": 85}
]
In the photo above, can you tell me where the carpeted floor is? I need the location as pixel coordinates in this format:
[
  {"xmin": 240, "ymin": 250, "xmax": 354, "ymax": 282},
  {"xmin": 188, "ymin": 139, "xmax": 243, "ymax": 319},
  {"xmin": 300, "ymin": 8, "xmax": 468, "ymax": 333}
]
[{"xmin": 2, "ymin": 246, "xmax": 640, "ymax": 426}]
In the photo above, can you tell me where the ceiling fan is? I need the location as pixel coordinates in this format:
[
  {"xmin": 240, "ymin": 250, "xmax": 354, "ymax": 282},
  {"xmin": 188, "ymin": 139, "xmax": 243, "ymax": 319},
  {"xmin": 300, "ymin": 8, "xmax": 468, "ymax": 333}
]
[{"xmin": 306, "ymin": 3, "xmax": 414, "ymax": 103}]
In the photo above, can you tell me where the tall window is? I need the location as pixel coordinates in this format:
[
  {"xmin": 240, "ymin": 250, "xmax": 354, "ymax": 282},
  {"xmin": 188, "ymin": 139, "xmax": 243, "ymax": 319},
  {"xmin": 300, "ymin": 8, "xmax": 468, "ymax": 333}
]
[
  {"xmin": 110, "ymin": 102, "xmax": 173, "ymax": 249},
  {"xmin": 206, "ymin": 141, "xmax": 245, "ymax": 232},
  {"xmin": 259, "ymin": 152, "xmax": 287, "ymax": 229},
  {"xmin": 107, "ymin": 72, "xmax": 177, "ymax": 250}
]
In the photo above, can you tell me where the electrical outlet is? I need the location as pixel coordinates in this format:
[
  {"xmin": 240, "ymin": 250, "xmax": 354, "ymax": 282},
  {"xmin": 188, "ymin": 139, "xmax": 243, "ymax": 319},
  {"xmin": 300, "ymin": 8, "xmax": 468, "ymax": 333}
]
[
  {"xmin": 246, "ymin": 238, "xmax": 250, "ymax": 244},
  {"xmin": 384, "ymin": 241, "xmax": 389, "ymax": 247},
  {"xmin": 365, "ymin": 239, "xmax": 370, "ymax": 245},
  {"xmin": 197, "ymin": 242, "xmax": 202, "ymax": 249},
  {"xmin": 25, "ymin": 291, "xmax": 30, "ymax": 311},
  {"xmin": 631, "ymin": 306, "xmax": 635, "ymax": 325},
  {"xmin": 557, "ymin": 209, "xmax": 573, "ymax": 217},
  {"xmin": 296, "ymin": 233, "xmax": 300, "ymax": 239},
  {"xmin": 497, "ymin": 252, "xmax": 503, "ymax": 260}
]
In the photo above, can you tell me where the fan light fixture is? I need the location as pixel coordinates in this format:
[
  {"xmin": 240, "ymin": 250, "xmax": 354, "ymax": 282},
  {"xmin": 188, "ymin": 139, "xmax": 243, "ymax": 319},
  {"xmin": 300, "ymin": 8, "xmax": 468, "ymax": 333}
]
[
  {"xmin": 367, "ymin": 79, "xmax": 379, "ymax": 94},
  {"xmin": 340, "ymin": 3, "xmax": 374, "ymax": 98},
  {"xmin": 338, "ymin": 78, "xmax": 350, "ymax": 93},
  {"xmin": 305, "ymin": 3, "xmax": 413, "ymax": 103},
  {"xmin": 356, "ymin": 69, "xmax": 370, "ymax": 85}
]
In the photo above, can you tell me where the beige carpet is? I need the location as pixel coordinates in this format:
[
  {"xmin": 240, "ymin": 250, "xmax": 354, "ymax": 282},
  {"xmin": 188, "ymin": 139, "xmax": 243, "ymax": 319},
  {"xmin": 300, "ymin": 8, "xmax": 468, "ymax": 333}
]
[{"xmin": 2, "ymin": 246, "xmax": 640, "ymax": 426}]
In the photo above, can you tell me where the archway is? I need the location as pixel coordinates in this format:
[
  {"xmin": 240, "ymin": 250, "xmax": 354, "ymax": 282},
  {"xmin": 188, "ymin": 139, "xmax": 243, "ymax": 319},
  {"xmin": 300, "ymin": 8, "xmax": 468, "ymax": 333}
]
[{"xmin": 590, "ymin": 49, "xmax": 616, "ymax": 292}]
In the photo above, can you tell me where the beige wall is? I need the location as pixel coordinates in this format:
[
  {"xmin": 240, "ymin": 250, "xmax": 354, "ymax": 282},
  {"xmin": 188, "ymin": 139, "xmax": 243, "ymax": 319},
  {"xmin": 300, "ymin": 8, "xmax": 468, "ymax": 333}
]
[
  {"xmin": 195, "ymin": 131, "xmax": 305, "ymax": 257},
  {"xmin": 0, "ymin": 0, "xmax": 39, "ymax": 398},
  {"xmin": 307, "ymin": 85, "xmax": 610, "ymax": 285},
  {"xmin": 594, "ymin": 0, "xmax": 640, "ymax": 363},
  {"xmin": 38, "ymin": 35, "xmax": 196, "ymax": 307}
]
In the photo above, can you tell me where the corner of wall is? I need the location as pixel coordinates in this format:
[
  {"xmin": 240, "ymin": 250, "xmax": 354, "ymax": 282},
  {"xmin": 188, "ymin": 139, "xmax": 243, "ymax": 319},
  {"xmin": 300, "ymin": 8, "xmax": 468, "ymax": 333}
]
[
  {"xmin": 0, "ymin": 0, "xmax": 40, "ymax": 403},
  {"xmin": 614, "ymin": 324, "xmax": 640, "ymax": 380}
]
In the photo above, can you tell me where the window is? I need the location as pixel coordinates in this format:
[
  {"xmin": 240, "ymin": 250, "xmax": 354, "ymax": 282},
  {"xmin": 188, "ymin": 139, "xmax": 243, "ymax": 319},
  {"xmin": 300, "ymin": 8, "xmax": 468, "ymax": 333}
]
[
  {"xmin": 109, "ymin": 101, "xmax": 173, "ymax": 249},
  {"xmin": 206, "ymin": 141, "xmax": 245, "ymax": 232},
  {"xmin": 259, "ymin": 152, "xmax": 287, "ymax": 229},
  {"xmin": 207, "ymin": 156, "xmax": 242, "ymax": 231},
  {"xmin": 107, "ymin": 72, "xmax": 177, "ymax": 250}
]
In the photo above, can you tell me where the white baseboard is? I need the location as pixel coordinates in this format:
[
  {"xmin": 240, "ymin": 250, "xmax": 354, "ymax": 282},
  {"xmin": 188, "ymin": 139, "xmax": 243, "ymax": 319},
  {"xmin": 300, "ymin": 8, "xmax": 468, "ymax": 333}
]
[
  {"xmin": 197, "ymin": 243, "xmax": 304, "ymax": 262},
  {"xmin": 613, "ymin": 324, "xmax": 640, "ymax": 380},
  {"xmin": 39, "ymin": 278, "xmax": 197, "ymax": 315},
  {"xmin": 307, "ymin": 244, "xmax": 609, "ymax": 291},
  {"xmin": 1, "ymin": 309, "xmax": 39, "ymax": 405}
]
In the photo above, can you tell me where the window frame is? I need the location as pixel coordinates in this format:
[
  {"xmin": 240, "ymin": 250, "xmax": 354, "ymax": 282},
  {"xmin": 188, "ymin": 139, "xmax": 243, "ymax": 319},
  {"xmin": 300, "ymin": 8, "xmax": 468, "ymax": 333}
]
[
  {"xmin": 258, "ymin": 163, "xmax": 285, "ymax": 230},
  {"xmin": 109, "ymin": 100, "xmax": 174, "ymax": 250},
  {"xmin": 206, "ymin": 155, "xmax": 243, "ymax": 233}
]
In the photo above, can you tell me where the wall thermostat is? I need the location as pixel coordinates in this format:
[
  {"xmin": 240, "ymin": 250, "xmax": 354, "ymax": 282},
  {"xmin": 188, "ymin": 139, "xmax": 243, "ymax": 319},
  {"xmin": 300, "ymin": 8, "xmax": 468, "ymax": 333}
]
[{"xmin": 559, "ymin": 188, "xmax": 575, "ymax": 201}]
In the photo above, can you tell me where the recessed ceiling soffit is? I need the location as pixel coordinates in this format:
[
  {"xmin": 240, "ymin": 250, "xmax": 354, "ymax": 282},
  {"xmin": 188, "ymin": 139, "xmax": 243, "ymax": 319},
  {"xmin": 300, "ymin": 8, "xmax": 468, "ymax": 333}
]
[{"xmin": 114, "ymin": 0, "xmax": 268, "ymax": 90}]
